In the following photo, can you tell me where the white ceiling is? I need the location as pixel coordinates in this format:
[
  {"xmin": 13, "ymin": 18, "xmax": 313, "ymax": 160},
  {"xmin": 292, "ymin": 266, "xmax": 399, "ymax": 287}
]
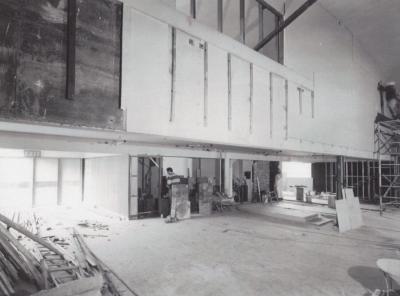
[{"xmin": 318, "ymin": 0, "xmax": 400, "ymax": 82}]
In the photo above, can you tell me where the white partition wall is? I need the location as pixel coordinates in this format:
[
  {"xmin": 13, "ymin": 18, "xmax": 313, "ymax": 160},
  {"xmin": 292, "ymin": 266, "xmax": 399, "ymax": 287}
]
[
  {"xmin": 119, "ymin": 0, "xmax": 381, "ymax": 159},
  {"xmin": 84, "ymin": 155, "xmax": 129, "ymax": 217},
  {"xmin": 174, "ymin": 30, "xmax": 205, "ymax": 130}
]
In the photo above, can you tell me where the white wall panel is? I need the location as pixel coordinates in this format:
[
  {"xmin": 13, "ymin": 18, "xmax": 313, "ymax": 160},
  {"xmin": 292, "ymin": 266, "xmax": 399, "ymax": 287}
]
[
  {"xmin": 123, "ymin": 9, "xmax": 171, "ymax": 134},
  {"xmin": 251, "ymin": 65, "xmax": 269, "ymax": 139},
  {"xmin": 231, "ymin": 55, "xmax": 251, "ymax": 138},
  {"xmin": 60, "ymin": 159, "xmax": 82, "ymax": 206},
  {"xmin": 84, "ymin": 155, "xmax": 129, "ymax": 217},
  {"xmin": 271, "ymin": 75, "xmax": 286, "ymax": 141},
  {"xmin": 207, "ymin": 44, "xmax": 229, "ymax": 134},
  {"xmin": 174, "ymin": 30, "xmax": 205, "ymax": 131}
]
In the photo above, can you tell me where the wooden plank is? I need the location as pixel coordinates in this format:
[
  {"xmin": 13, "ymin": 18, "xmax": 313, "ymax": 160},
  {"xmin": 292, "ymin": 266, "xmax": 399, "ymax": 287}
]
[
  {"xmin": 0, "ymin": 232, "xmax": 42, "ymax": 286},
  {"xmin": 0, "ymin": 213, "xmax": 63, "ymax": 257},
  {"xmin": 0, "ymin": 270, "xmax": 14, "ymax": 295},
  {"xmin": 0, "ymin": 276, "xmax": 11, "ymax": 296},
  {"xmin": 0, "ymin": 252, "xmax": 19, "ymax": 282},
  {"xmin": 0, "ymin": 224, "xmax": 40, "ymax": 268}
]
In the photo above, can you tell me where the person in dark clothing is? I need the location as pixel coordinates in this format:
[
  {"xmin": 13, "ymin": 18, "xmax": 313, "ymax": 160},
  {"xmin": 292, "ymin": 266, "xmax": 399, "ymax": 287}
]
[{"xmin": 384, "ymin": 82, "xmax": 400, "ymax": 119}]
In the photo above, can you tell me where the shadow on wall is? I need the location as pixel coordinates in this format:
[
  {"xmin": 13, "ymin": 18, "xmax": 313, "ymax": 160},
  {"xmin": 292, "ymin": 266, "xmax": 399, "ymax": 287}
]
[{"xmin": 348, "ymin": 265, "xmax": 398, "ymax": 295}]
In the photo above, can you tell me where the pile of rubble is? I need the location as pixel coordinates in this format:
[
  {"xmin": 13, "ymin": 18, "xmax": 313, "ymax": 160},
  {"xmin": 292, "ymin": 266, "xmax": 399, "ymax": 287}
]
[{"xmin": 0, "ymin": 213, "xmax": 138, "ymax": 296}]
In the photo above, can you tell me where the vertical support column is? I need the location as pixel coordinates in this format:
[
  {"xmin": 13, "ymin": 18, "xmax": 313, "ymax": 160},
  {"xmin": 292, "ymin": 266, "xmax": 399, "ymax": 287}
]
[
  {"xmin": 240, "ymin": 0, "xmax": 245, "ymax": 44},
  {"xmin": 219, "ymin": 153, "xmax": 223, "ymax": 192},
  {"xmin": 329, "ymin": 162, "xmax": 333, "ymax": 192},
  {"xmin": 224, "ymin": 154, "xmax": 232, "ymax": 196},
  {"xmin": 362, "ymin": 161, "xmax": 365, "ymax": 199},
  {"xmin": 81, "ymin": 159, "xmax": 85, "ymax": 202},
  {"xmin": 367, "ymin": 161, "xmax": 371, "ymax": 200},
  {"xmin": 218, "ymin": 0, "xmax": 223, "ymax": 33},
  {"xmin": 377, "ymin": 124, "xmax": 383, "ymax": 215},
  {"xmin": 336, "ymin": 156, "xmax": 345, "ymax": 199},
  {"xmin": 66, "ymin": 0, "xmax": 76, "ymax": 100},
  {"xmin": 170, "ymin": 27, "xmax": 176, "ymax": 122},
  {"xmin": 32, "ymin": 158, "xmax": 37, "ymax": 207},
  {"xmin": 356, "ymin": 161, "xmax": 359, "ymax": 198},
  {"xmin": 324, "ymin": 162, "xmax": 328, "ymax": 192},
  {"xmin": 57, "ymin": 159, "xmax": 63, "ymax": 206}
]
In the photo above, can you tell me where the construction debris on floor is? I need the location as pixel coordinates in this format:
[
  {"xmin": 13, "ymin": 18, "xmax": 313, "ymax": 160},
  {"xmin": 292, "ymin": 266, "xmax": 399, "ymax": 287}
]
[{"xmin": 0, "ymin": 212, "xmax": 138, "ymax": 296}]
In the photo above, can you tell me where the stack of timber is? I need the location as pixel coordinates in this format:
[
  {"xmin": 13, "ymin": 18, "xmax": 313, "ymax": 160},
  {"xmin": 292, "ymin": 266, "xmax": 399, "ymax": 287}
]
[
  {"xmin": 0, "ymin": 212, "xmax": 138, "ymax": 296},
  {"xmin": 0, "ymin": 213, "xmax": 44, "ymax": 295}
]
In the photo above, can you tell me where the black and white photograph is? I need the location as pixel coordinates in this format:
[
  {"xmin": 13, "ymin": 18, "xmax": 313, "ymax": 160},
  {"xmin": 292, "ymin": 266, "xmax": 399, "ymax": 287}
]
[{"xmin": 0, "ymin": 0, "xmax": 399, "ymax": 295}]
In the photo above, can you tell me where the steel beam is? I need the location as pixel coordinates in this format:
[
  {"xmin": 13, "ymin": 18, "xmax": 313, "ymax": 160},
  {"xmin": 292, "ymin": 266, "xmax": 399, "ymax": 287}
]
[
  {"xmin": 240, "ymin": 0, "xmax": 245, "ymax": 44},
  {"xmin": 190, "ymin": 0, "xmax": 196, "ymax": 18},
  {"xmin": 258, "ymin": 4, "xmax": 264, "ymax": 42},
  {"xmin": 255, "ymin": 0, "xmax": 282, "ymax": 17},
  {"xmin": 254, "ymin": 0, "xmax": 318, "ymax": 51},
  {"xmin": 218, "ymin": 0, "xmax": 223, "ymax": 32}
]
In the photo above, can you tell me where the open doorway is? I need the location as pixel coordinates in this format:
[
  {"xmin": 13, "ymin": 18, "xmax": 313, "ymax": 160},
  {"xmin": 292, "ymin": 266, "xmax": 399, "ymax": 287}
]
[
  {"xmin": 281, "ymin": 161, "xmax": 313, "ymax": 201},
  {"xmin": 137, "ymin": 157, "xmax": 162, "ymax": 218}
]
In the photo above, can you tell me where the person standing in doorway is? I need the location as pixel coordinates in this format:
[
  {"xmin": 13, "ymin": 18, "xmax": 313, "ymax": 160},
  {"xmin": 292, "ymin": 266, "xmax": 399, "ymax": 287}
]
[
  {"xmin": 166, "ymin": 167, "xmax": 178, "ymax": 187},
  {"xmin": 165, "ymin": 167, "xmax": 180, "ymax": 223}
]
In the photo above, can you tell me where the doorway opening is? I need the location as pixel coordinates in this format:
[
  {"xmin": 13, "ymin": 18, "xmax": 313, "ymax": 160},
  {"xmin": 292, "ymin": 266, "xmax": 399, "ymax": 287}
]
[{"xmin": 137, "ymin": 157, "xmax": 162, "ymax": 218}]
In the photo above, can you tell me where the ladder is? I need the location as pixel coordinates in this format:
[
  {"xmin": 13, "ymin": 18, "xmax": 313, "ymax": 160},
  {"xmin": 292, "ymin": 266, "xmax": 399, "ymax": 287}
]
[{"xmin": 36, "ymin": 244, "xmax": 81, "ymax": 289}]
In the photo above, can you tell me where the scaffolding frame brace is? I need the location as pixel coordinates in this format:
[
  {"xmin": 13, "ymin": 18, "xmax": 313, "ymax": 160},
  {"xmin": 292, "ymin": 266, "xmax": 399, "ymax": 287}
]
[{"xmin": 375, "ymin": 119, "xmax": 400, "ymax": 215}]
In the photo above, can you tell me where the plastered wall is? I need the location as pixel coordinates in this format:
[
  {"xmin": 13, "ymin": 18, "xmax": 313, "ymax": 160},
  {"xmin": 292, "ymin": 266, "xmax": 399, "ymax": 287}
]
[
  {"xmin": 283, "ymin": 0, "xmax": 381, "ymax": 156},
  {"xmin": 84, "ymin": 155, "xmax": 129, "ymax": 217},
  {"xmin": 122, "ymin": 0, "xmax": 381, "ymax": 159}
]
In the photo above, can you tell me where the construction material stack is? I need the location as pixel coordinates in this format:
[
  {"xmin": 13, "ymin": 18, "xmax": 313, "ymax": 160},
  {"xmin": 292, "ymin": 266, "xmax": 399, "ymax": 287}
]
[{"xmin": 0, "ymin": 212, "xmax": 138, "ymax": 296}]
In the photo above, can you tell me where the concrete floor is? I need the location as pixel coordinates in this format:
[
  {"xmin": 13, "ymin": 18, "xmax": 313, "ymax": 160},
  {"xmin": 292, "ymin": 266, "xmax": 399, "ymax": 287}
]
[{"xmin": 81, "ymin": 207, "xmax": 400, "ymax": 296}]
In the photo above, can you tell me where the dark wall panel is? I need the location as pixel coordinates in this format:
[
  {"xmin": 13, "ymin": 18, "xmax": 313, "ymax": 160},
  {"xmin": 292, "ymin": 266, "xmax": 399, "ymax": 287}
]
[
  {"xmin": 0, "ymin": 1, "xmax": 18, "ymax": 116},
  {"xmin": 0, "ymin": 0, "xmax": 123, "ymax": 130}
]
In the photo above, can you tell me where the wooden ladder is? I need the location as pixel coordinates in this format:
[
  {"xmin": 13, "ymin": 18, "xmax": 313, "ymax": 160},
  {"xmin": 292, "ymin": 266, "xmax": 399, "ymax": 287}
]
[{"xmin": 36, "ymin": 245, "xmax": 81, "ymax": 289}]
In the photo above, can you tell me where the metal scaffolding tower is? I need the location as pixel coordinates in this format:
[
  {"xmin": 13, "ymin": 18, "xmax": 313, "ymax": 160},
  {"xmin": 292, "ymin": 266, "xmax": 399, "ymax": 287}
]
[{"xmin": 375, "ymin": 119, "xmax": 400, "ymax": 214}]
